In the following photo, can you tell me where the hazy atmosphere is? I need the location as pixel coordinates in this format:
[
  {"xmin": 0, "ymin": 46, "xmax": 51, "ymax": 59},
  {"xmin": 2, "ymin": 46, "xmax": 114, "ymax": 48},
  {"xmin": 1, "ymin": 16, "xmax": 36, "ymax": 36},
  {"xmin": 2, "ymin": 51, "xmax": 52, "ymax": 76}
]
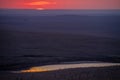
[{"xmin": 0, "ymin": 0, "xmax": 120, "ymax": 80}]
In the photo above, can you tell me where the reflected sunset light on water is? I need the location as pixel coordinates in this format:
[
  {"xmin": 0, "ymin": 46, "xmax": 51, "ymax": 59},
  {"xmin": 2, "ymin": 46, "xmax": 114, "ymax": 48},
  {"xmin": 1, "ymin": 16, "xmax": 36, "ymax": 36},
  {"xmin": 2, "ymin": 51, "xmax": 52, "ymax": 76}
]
[
  {"xmin": 21, "ymin": 67, "xmax": 47, "ymax": 73},
  {"xmin": 11, "ymin": 62, "xmax": 120, "ymax": 73}
]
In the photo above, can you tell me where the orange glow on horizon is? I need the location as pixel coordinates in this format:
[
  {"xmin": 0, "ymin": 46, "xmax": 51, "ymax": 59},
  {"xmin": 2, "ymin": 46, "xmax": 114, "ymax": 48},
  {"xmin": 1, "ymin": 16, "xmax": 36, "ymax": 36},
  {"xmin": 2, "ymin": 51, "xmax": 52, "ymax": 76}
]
[
  {"xmin": 0, "ymin": 0, "xmax": 120, "ymax": 9},
  {"xmin": 25, "ymin": 1, "xmax": 56, "ymax": 6}
]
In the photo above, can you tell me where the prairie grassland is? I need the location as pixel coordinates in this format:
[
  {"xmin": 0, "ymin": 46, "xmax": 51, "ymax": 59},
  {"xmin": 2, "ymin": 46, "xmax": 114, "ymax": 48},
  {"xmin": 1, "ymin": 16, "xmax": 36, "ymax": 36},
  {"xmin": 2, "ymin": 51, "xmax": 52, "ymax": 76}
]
[{"xmin": 0, "ymin": 66, "xmax": 120, "ymax": 80}]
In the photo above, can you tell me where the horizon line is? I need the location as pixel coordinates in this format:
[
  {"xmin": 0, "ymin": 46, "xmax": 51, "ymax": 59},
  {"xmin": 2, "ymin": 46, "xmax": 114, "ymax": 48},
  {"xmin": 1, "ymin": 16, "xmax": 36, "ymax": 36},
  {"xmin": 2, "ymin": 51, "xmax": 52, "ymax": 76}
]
[{"xmin": 0, "ymin": 8, "xmax": 120, "ymax": 11}]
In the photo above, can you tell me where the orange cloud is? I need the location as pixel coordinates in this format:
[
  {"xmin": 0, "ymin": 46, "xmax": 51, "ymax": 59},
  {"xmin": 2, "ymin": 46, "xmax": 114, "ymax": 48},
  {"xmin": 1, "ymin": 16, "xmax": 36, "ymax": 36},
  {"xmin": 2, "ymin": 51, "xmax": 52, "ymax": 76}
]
[{"xmin": 26, "ymin": 1, "xmax": 56, "ymax": 6}]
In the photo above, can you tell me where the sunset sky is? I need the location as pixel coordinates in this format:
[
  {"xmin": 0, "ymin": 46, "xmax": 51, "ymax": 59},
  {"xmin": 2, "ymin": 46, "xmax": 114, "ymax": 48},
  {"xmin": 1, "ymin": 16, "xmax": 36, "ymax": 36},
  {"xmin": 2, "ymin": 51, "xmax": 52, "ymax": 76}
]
[{"xmin": 0, "ymin": 0, "xmax": 120, "ymax": 10}]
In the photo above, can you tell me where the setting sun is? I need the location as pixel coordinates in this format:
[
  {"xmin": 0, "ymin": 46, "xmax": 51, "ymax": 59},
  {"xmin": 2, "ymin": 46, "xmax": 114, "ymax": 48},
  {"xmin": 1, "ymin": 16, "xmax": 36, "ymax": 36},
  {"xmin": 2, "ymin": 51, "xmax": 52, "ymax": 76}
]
[
  {"xmin": 36, "ymin": 8, "xmax": 45, "ymax": 10},
  {"xmin": 26, "ymin": 1, "xmax": 51, "ymax": 6},
  {"xmin": 25, "ymin": 1, "xmax": 56, "ymax": 6}
]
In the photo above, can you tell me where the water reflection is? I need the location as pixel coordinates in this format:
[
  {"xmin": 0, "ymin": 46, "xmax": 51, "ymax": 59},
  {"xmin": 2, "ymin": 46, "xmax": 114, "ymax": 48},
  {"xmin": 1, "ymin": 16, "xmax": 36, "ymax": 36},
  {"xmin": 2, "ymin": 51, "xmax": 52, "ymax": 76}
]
[
  {"xmin": 12, "ymin": 62, "xmax": 120, "ymax": 73},
  {"xmin": 21, "ymin": 67, "xmax": 47, "ymax": 73}
]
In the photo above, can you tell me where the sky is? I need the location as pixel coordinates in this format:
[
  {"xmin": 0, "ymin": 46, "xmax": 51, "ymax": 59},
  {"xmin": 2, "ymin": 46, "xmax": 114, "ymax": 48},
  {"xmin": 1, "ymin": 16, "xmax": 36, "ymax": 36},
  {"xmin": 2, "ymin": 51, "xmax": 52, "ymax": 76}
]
[{"xmin": 0, "ymin": 0, "xmax": 120, "ymax": 10}]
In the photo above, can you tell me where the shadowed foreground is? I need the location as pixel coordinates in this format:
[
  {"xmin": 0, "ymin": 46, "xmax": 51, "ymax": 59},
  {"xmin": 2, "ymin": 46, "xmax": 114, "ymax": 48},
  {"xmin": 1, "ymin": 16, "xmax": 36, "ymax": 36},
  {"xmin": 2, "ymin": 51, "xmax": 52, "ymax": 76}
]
[{"xmin": 0, "ymin": 66, "xmax": 120, "ymax": 80}]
